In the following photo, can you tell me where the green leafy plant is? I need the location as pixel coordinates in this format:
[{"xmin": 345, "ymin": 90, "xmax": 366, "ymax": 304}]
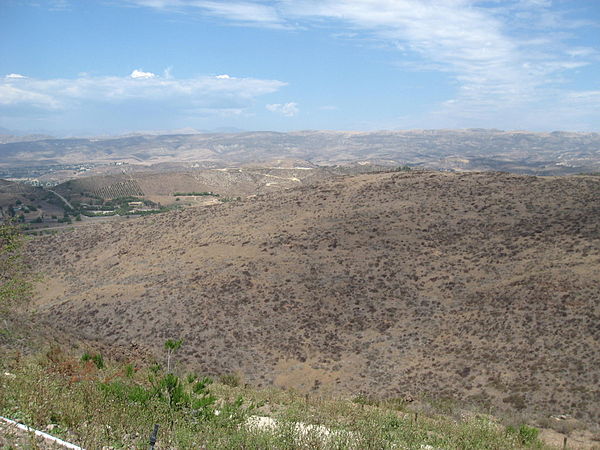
[
  {"xmin": 158, "ymin": 372, "xmax": 189, "ymax": 409},
  {"xmin": 81, "ymin": 352, "xmax": 105, "ymax": 369},
  {"xmin": 507, "ymin": 424, "xmax": 540, "ymax": 445},
  {"xmin": 144, "ymin": 342, "xmax": 219, "ymax": 420},
  {"xmin": 124, "ymin": 363, "xmax": 135, "ymax": 378}
]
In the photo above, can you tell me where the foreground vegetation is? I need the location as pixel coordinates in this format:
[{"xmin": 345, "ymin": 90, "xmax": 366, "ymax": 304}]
[
  {"xmin": 0, "ymin": 347, "xmax": 548, "ymax": 449},
  {"xmin": 0, "ymin": 221, "xmax": 32, "ymax": 316}
]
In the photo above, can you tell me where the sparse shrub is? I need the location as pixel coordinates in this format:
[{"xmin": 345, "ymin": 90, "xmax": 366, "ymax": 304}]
[
  {"xmin": 353, "ymin": 393, "xmax": 379, "ymax": 406},
  {"xmin": 0, "ymin": 221, "xmax": 33, "ymax": 314},
  {"xmin": 186, "ymin": 373, "xmax": 198, "ymax": 384},
  {"xmin": 92, "ymin": 353, "xmax": 104, "ymax": 369},
  {"xmin": 100, "ymin": 380, "xmax": 154, "ymax": 405},
  {"xmin": 381, "ymin": 397, "xmax": 408, "ymax": 412},
  {"xmin": 124, "ymin": 363, "xmax": 135, "ymax": 378},
  {"xmin": 219, "ymin": 373, "xmax": 241, "ymax": 388},
  {"xmin": 507, "ymin": 424, "xmax": 540, "ymax": 445},
  {"xmin": 80, "ymin": 352, "xmax": 104, "ymax": 369},
  {"xmin": 503, "ymin": 394, "xmax": 527, "ymax": 411}
]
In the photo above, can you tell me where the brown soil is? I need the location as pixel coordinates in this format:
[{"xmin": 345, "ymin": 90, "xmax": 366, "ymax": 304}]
[{"xmin": 27, "ymin": 171, "xmax": 600, "ymax": 426}]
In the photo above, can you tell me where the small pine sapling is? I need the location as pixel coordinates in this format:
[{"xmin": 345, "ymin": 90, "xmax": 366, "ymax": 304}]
[{"xmin": 164, "ymin": 338, "xmax": 183, "ymax": 373}]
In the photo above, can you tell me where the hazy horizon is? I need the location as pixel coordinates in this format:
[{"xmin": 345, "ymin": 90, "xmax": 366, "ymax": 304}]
[{"xmin": 4, "ymin": 126, "xmax": 600, "ymax": 140}]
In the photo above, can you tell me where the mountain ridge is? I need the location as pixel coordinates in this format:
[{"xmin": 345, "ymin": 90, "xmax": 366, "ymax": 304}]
[{"xmin": 3, "ymin": 129, "xmax": 600, "ymax": 175}]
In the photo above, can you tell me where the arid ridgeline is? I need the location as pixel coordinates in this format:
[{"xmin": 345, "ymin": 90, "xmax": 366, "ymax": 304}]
[{"xmin": 29, "ymin": 171, "xmax": 600, "ymax": 422}]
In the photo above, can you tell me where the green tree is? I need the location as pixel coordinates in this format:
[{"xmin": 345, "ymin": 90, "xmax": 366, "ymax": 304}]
[{"xmin": 0, "ymin": 221, "xmax": 33, "ymax": 315}]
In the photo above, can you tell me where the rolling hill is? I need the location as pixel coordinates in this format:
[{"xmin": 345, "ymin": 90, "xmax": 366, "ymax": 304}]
[
  {"xmin": 52, "ymin": 165, "xmax": 334, "ymax": 206},
  {"xmin": 27, "ymin": 170, "xmax": 600, "ymax": 423},
  {"xmin": 3, "ymin": 129, "xmax": 600, "ymax": 175}
]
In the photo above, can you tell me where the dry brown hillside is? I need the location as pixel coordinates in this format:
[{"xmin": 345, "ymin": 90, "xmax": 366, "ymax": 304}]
[
  {"xmin": 52, "ymin": 166, "xmax": 336, "ymax": 206},
  {"xmin": 28, "ymin": 171, "xmax": 600, "ymax": 423}
]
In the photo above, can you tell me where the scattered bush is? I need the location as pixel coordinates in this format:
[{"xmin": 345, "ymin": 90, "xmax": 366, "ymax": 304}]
[
  {"xmin": 80, "ymin": 352, "xmax": 105, "ymax": 369},
  {"xmin": 219, "ymin": 373, "xmax": 242, "ymax": 388},
  {"xmin": 507, "ymin": 424, "xmax": 540, "ymax": 445}
]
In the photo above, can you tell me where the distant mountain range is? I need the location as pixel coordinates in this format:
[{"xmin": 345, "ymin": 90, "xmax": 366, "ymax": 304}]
[{"xmin": 2, "ymin": 129, "xmax": 600, "ymax": 175}]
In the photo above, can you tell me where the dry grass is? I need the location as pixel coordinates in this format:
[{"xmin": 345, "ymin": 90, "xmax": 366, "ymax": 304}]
[
  {"xmin": 0, "ymin": 348, "xmax": 552, "ymax": 449},
  {"xmin": 25, "ymin": 171, "xmax": 600, "ymax": 425}
]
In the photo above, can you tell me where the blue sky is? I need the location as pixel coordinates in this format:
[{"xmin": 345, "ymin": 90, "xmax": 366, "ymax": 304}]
[{"xmin": 1, "ymin": 0, "xmax": 599, "ymax": 135}]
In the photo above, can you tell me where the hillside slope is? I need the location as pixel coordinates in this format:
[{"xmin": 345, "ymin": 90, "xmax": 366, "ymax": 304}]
[
  {"xmin": 3, "ymin": 129, "xmax": 600, "ymax": 174},
  {"xmin": 28, "ymin": 171, "xmax": 600, "ymax": 422},
  {"xmin": 52, "ymin": 166, "xmax": 334, "ymax": 204}
]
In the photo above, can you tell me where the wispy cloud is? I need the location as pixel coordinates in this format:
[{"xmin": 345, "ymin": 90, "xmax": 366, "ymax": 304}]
[
  {"xmin": 124, "ymin": 0, "xmax": 599, "ymax": 128},
  {"xmin": 266, "ymin": 102, "xmax": 299, "ymax": 117},
  {"xmin": 124, "ymin": 0, "xmax": 288, "ymax": 28},
  {"xmin": 284, "ymin": 1, "xmax": 596, "ymax": 110},
  {"xmin": 0, "ymin": 71, "xmax": 286, "ymax": 111},
  {"xmin": 47, "ymin": 0, "xmax": 70, "ymax": 11},
  {"xmin": 192, "ymin": 1, "xmax": 284, "ymax": 28}
]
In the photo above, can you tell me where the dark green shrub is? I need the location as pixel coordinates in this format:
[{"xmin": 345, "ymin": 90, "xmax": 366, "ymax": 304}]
[
  {"xmin": 507, "ymin": 424, "xmax": 540, "ymax": 445},
  {"xmin": 518, "ymin": 424, "xmax": 539, "ymax": 445},
  {"xmin": 100, "ymin": 380, "xmax": 154, "ymax": 405},
  {"xmin": 92, "ymin": 354, "xmax": 104, "ymax": 369},
  {"xmin": 81, "ymin": 352, "xmax": 104, "ymax": 369},
  {"xmin": 159, "ymin": 373, "xmax": 188, "ymax": 409}
]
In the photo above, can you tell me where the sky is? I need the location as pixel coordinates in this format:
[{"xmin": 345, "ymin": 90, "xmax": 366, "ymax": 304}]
[{"xmin": 0, "ymin": 0, "xmax": 599, "ymax": 135}]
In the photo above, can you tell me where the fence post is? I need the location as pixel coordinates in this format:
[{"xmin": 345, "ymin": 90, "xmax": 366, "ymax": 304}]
[{"xmin": 149, "ymin": 423, "xmax": 159, "ymax": 450}]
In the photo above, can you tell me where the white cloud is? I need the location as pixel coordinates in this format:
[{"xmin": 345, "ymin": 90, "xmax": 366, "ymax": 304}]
[
  {"xmin": 5, "ymin": 74, "xmax": 27, "ymax": 79},
  {"xmin": 266, "ymin": 102, "xmax": 299, "ymax": 117},
  {"xmin": 282, "ymin": 1, "xmax": 538, "ymax": 101},
  {"xmin": 215, "ymin": 74, "xmax": 232, "ymax": 79},
  {"xmin": 0, "ymin": 71, "xmax": 286, "ymax": 112},
  {"xmin": 193, "ymin": 1, "xmax": 284, "ymax": 27},
  {"xmin": 130, "ymin": 69, "xmax": 157, "ymax": 79},
  {"xmin": 0, "ymin": 84, "xmax": 60, "ymax": 109},
  {"xmin": 124, "ymin": 0, "xmax": 287, "ymax": 28},
  {"xmin": 125, "ymin": 0, "xmax": 599, "ymax": 129}
]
